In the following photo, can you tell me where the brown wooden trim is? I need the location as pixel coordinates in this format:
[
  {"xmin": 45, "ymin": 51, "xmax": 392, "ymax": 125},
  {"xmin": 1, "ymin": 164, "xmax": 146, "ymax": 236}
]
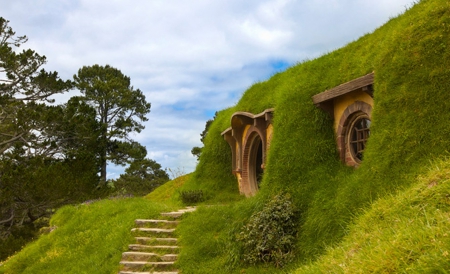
[
  {"xmin": 335, "ymin": 101, "xmax": 372, "ymax": 167},
  {"xmin": 315, "ymin": 101, "xmax": 334, "ymax": 118},
  {"xmin": 221, "ymin": 127, "xmax": 232, "ymax": 136},
  {"xmin": 222, "ymin": 108, "xmax": 274, "ymax": 196},
  {"xmin": 312, "ymin": 72, "xmax": 374, "ymax": 104}
]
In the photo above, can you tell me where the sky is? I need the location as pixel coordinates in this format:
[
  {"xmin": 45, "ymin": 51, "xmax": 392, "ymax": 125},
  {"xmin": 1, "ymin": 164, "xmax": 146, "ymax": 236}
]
[{"xmin": 1, "ymin": 0, "xmax": 416, "ymax": 178}]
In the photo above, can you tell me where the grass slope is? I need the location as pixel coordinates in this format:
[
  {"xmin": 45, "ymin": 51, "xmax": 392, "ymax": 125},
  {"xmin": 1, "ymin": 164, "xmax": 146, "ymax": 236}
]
[
  {"xmin": 0, "ymin": 198, "xmax": 171, "ymax": 274},
  {"xmin": 297, "ymin": 158, "xmax": 450, "ymax": 273},
  {"xmin": 145, "ymin": 173, "xmax": 191, "ymax": 206}
]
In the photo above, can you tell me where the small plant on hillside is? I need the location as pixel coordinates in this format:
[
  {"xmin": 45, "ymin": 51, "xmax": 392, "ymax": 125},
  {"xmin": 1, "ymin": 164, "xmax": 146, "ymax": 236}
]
[
  {"xmin": 237, "ymin": 193, "xmax": 298, "ymax": 268},
  {"xmin": 180, "ymin": 190, "xmax": 204, "ymax": 205},
  {"xmin": 168, "ymin": 167, "xmax": 186, "ymax": 179}
]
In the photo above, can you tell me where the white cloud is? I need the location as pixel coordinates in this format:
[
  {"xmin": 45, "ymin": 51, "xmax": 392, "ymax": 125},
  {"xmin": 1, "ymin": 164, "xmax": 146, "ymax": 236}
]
[{"xmin": 1, "ymin": 0, "xmax": 416, "ymax": 177}]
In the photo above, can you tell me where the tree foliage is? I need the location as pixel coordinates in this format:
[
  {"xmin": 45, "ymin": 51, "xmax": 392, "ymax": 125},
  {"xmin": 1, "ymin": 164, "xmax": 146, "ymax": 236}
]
[
  {"xmin": 0, "ymin": 19, "xmax": 162, "ymax": 261},
  {"xmin": 0, "ymin": 17, "xmax": 72, "ymax": 155},
  {"xmin": 73, "ymin": 64, "xmax": 151, "ymax": 183},
  {"xmin": 0, "ymin": 17, "xmax": 82, "ymax": 229},
  {"xmin": 0, "ymin": 100, "xmax": 100, "ymax": 240},
  {"xmin": 191, "ymin": 112, "xmax": 216, "ymax": 161},
  {"xmin": 111, "ymin": 158, "xmax": 169, "ymax": 196},
  {"xmin": 55, "ymin": 97, "xmax": 102, "ymax": 160},
  {"xmin": 0, "ymin": 18, "xmax": 98, "ymax": 257}
]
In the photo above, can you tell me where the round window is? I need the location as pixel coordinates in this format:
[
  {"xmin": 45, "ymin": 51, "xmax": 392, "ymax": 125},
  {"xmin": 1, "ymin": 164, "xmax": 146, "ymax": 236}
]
[{"xmin": 349, "ymin": 116, "xmax": 371, "ymax": 162}]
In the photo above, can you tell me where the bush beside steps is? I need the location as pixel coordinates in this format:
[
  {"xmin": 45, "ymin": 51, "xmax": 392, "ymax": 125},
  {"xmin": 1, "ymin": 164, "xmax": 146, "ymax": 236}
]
[{"xmin": 119, "ymin": 207, "xmax": 196, "ymax": 274}]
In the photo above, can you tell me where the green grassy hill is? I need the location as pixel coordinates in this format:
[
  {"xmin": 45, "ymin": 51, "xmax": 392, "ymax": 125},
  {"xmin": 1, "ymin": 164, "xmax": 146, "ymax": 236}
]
[
  {"xmin": 2, "ymin": 0, "xmax": 450, "ymax": 273},
  {"xmin": 175, "ymin": 0, "xmax": 450, "ymax": 271}
]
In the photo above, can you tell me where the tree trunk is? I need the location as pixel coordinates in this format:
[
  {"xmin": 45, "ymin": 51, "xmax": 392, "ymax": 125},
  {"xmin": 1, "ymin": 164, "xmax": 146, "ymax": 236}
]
[
  {"xmin": 98, "ymin": 119, "xmax": 108, "ymax": 187},
  {"xmin": 98, "ymin": 135, "xmax": 107, "ymax": 187},
  {"xmin": 100, "ymin": 158, "xmax": 107, "ymax": 186}
]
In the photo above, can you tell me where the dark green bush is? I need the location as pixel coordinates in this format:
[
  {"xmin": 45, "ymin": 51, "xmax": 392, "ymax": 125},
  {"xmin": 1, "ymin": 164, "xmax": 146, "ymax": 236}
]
[
  {"xmin": 108, "ymin": 158, "xmax": 170, "ymax": 197},
  {"xmin": 238, "ymin": 193, "xmax": 298, "ymax": 267},
  {"xmin": 0, "ymin": 224, "xmax": 36, "ymax": 261},
  {"xmin": 180, "ymin": 190, "xmax": 204, "ymax": 205}
]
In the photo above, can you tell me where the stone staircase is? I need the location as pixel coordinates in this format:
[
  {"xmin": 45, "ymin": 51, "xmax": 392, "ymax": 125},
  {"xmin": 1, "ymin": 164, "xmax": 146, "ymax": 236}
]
[{"xmin": 119, "ymin": 207, "xmax": 196, "ymax": 274}]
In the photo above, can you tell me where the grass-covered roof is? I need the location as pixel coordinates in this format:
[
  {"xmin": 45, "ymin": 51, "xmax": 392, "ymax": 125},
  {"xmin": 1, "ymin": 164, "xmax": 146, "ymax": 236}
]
[{"xmin": 178, "ymin": 0, "xmax": 450, "ymax": 270}]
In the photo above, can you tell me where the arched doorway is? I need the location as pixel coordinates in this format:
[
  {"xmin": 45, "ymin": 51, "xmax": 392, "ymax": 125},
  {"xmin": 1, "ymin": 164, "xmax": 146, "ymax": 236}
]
[
  {"xmin": 243, "ymin": 132, "xmax": 264, "ymax": 196},
  {"xmin": 221, "ymin": 109, "xmax": 274, "ymax": 196},
  {"xmin": 256, "ymin": 141, "xmax": 264, "ymax": 186}
]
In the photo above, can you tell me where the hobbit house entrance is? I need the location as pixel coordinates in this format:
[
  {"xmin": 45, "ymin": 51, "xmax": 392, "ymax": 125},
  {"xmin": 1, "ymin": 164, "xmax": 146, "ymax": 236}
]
[
  {"xmin": 243, "ymin": 132, "xmax": 264, "ymax": 195},
  {"xmin": 222, "ymin": 109, "xmax": 273, "ymax": 196}
]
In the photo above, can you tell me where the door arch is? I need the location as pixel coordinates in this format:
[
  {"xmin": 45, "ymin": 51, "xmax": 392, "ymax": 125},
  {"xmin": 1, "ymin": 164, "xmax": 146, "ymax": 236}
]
[
  {"xmin": 242, "ymin": 131, "xmax": 264, "ymax": 196},
  {"xmin": 221, "ymin": 109, "xmax": 274, "ymax": 196}
]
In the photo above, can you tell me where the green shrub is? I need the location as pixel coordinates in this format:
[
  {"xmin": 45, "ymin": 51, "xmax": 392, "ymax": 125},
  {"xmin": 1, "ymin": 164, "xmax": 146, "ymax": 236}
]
[
  {"xmin": 180, "ymin": 190, "xmax": 204, "ymax": 205},
  {"xmin": 238, "ymin": 193, "xmax": 298, "ymax": 268},
  {"xmin": 0, "ymin": 224, "xmax": 36, "ymax": 261}
]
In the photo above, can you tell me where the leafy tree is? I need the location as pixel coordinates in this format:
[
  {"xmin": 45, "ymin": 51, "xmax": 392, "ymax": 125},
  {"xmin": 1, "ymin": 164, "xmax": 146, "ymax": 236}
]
[
  {"xmin": 55, "ymin": 96, "xmax": 102, "ymax": 161},
  {"xmin": 0, "ymin": 17, "xmax": 72, "ymax": 155},
  {"xmin": 0, "ymin": 99, "xmax": 101, "ymax": 235},
  {"xmin": 0, "ymin": 155, "xmax": 98, "ymax": 225},
  {"xmin": 191, "ymin": 112, "xmax": 216, "ymax": 160},
  {"xmin": 108, "ymin": 140, "xmax": 147, "ymax": 167},
  {"xmin": 0, "ymin": 103, "xmax": 101, "ymax": 258},
  {"xmin": 0, "ymin": 18, "xmax": 100, "ymax": 258},
  {"xmin": 0, "ymin": 154, "xmax": 99, "ymax": 263},
  {"xmin": 0, "ymin": 17, "xmax": 75, "ymax": 228},
  {"xmin": 73, "ymin": 64, "xmax": 151, "ymax": 184},
  {"xmin": 111, "ymin": 158, "xmax": 169, "ymax": 196},
  {"xmin": 191, "ymin": 146, "xmax": 203, "ymax": 161},
  {"xmin": 0, "ymin": 101, "xmax": 101, "ymax": 258}
]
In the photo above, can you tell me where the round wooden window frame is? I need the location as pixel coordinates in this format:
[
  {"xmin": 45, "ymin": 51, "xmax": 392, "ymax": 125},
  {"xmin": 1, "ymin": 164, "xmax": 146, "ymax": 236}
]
[
  {"xmin": 336, "ymin": 101, "xmax": 372, "ymax": 167},
  {"xmin": 347, "ymin": 113, "xmax": 370, "ymax": 164}
]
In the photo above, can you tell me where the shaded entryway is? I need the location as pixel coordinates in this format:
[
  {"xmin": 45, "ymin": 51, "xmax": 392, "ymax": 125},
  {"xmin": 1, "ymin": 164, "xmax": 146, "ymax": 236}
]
[
  {"xmin": 242, "ymin": 132, "xmax": 264, "ymax": 196},
  {"xmin": 221, "ymin": 109, "xmax": 274, "ymax": 196}
]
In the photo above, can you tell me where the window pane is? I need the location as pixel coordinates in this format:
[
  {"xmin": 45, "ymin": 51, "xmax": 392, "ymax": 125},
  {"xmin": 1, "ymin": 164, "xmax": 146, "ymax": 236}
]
[{"xmin": 350, "ymin": 117, "xmax": 370, "ymax": 161}]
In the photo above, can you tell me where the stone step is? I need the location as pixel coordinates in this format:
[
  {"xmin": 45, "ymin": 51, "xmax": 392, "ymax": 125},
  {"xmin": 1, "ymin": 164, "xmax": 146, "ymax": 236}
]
[
  {"xmin": 131, "ymin": 228, "xmax": 175, "ymax": 237},
  {"xmin": 160, "ymin": 207, "xmax": 196, "ymax": 219},
  {"xmin": 178, "ymin": 206, "xmax": 197, "ymax": 212},
  {"xmin": 128, "ymin": 244, "xmax": 180, "ymax": 253},
  {"xmin": 135, "ymin": 219, "xmax": 179, "ymax": 229},
  {"xmin": 160, "ymin": 254, "xmax": 178, "ymax": 262},
  {"xmin": 120, "ymin": 261, "xmax": 176, "ymax": 272},
  {"xmin": 135, "ymin": 219, "xmax": 178, "ymax": 223},
  {"xmin": 131, "ymin": 228, "xmax": 175, "ymax": 233},
  {"xmin": 119, "ymin": 208, "xmax": 196, "ymax": 274},
  {"xmin": 121, "ymin": 252, "xmax": 178, "ymax": 262},
  {"xmin": 122, "ymin": 252, "xmax": 160, "ymax": 262},
  {"xmin": 159, "ymin": 212, "xmax": 183, "ymax": 219},
  {"xmin": 135, "ymin": 237, "xmax": 177, "ymax": 245},
  {"xmin": 119, "ymin": 271, "xmax": 178, "ymax": 274}
]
